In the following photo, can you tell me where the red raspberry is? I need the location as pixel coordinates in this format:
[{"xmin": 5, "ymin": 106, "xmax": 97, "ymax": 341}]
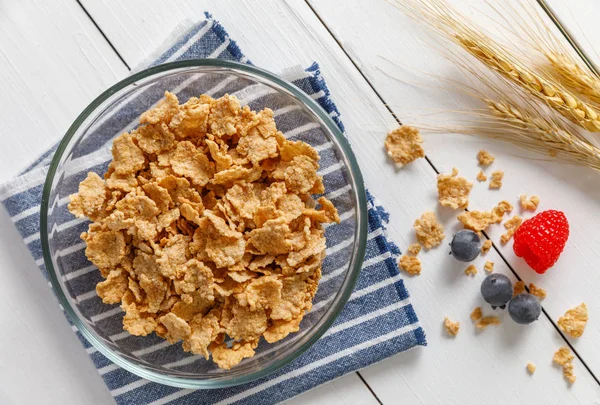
[{"xmin": 513, "ymin": 210, "xmax": 569, "ymax": 274}]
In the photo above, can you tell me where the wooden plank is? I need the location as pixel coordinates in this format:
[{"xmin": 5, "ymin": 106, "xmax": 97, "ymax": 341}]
[{"xmin": 79, "ymin": 0, "xmax": 600, "ymax": 403}]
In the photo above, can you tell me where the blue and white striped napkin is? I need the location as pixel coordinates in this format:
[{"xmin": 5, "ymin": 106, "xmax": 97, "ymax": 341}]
[{"xmin": 0, "ymin": 14, "xmax": 426, "ymax": 405}]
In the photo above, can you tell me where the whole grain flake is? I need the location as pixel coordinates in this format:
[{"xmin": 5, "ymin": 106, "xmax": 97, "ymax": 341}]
[
  {"xmin": 470, "ymin": 307, "xmax": 483, "ymax": 322},
  {"xmin": 68, "ymin": 92, "xmax": 340, "ymax": 370},
  {"xmin": 437, "ymin": 167, "xmax": 473, "ymax": 209},
  {"xmin": 399, "ymin": 255, "xmax": 422, "ymax": 276},
  {"xmin": 553, "ymin": 346, "xmax": 576, "ymax": 384},
  {"xmin": 481, "ymin": 239, "xmax": 492, "ymax": 254},
  {"xmin": 520, "ymin": 195, "xmax": 540, "ymax": 211},
  {"xmin": 384, "ymin": 125, "xmax": 425, "ymax": 167},
  {"xmin": 526, "ymin": 363, "xmax": 536, "ymax": 374},
  {"xmin": 489, "ymin": 170, "xmax": 504, "ymax": 189},
  {"xmin": 476, "ymin": 315, "xmax": 501, "ymax": 329},
  {"xmin": 464, "ymin": 264, "xmax": 477, "ymax": 276},
  {"xmin": 444, "ymin": 317, "xmax": 460, "ymax": 336},
  {"xmin": 500, "ymin": 215, "xmax": 522, "ymax": 244},
  {"xmin": 557, "ymin": 303, "xmax": 588, "ymax": 338},
  {"xmin": 407, "ymin": 243, "xmax": 421, "ymax": 255},
  {"xmin": 476, "ymin": 170, "xmax": 487, "ymax": 182},
  {"xmin": 529, "ymin": 283, "xmax": 546, "ymax": 300},
  {"xmin": 413, "ymin": 211, "xmax": 445, "ymax": 249},
  {"xmin": 458, "ymin": 200, "xmax": 513, "ymax": 233},
  {"xmin": 484, "ymin": 261, "xmax": 494, "ymax": 273},
  {"xmin": 477, "ymin": 150, "xmax": 495, "ymax": 166},
  {"xmin": 513, "ymin": 280, "xmax": 525, "ymax": 296}
]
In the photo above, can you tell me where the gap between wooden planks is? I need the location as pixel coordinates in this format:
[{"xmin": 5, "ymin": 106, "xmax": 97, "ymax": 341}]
[{"xmin": 73, "ymin": 0, "xmax": 600, "ymax": 402}]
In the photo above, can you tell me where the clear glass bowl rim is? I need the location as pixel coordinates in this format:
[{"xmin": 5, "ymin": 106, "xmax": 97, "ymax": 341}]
[{"xmin": 40, "ymin": 59, "xmax": 368, "ymax": 389}]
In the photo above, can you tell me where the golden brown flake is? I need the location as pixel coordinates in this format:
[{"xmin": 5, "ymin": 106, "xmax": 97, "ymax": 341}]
[
  {"xmin": 484, "ymin": 261, "xmax": 494, "ymax": 273},
  {"xmin": 476, "ymin": 316, "xmax": 501, "ymax": 329},
  {"xmin": 437, "ymin": 167, "xmax": 473, "ymax": 209},
  {"xmin": 489, "ymin": 170, "xmax": 504, "ymax": 189},
  {"xmin": 500, "ymin": 215, "xmax": 522, "ymax": 244},
  {"xmin": 407, "ymin": 243, "xmax": 421, "ymax": 255},
  {"xmin": 513, "ymin": 280, "xmax": 525, "ymax": 296},
  {"xmin": 558, "ymin": 303, "xmax": 588, "ymax": 338},
  {"xmin": 553, "ymin": 347, "xmax": 574, "ymax": 366},
  {"xmin": 563, "ymin": 362, "xmax": 576, "ymax": 384},
  {"xmin": 477, "ymin": 150, "xmax": 495, "ymax": 166},
  {"xmin": 470, "ymin": 307, "xmax": 483, "ymax": 322},
  {"xmin": 464, "ymin": 264, "xmax": 477, "ymax": 276},
  {"xmin": 399, "ymin": 255, "xmax": 422, "ymax": 276},
  {"xmin": 384, "ymin": 125, "xmax": 425, "ymax": 167},
  {"xmin": 527, "ymin": 363, "xmax": 536, "ymax": 374},
  {"xmin": 444, "ymin": 317, "xmax": 460, "ymax": 336},
  {"xmin": 458, "ymin": 200, "xmax": 513, "ymax": 233},
  {"xmin": 481, "ymin": 239, "xmax": 492, "ymax": 254},
  {"xmin": 413, "ymin": 211, "xmax": 445, "ymax": 249},
  {"xmin": 520, "ymin": 195, "xmax": 540, "ymax": 211},
  {"xmin": 68, "ymin": 93, "xmax": 336, "ymax": 370},
  {"xmin": 529, "ymin": 283, "xmax": 546, "ymax": 300},
  {"xmin": 476, "ymin": 170, "xmax": 487, "ymax": 182}
]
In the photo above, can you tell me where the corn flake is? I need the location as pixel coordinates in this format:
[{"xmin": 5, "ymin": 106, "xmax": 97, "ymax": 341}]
[
  {"xmin": 558, "ymin": 303, "xmax": 588, "ymax": 338},
  {"xmin": 384, "ymin": 125, "xmax": 425, "ymax": 167},
  {"xmin": 437, "ymin": 167, "xmax": 473, "ymax": 209},
  {"xmin": 413, "ymin": 211, "xmax": 445, "ymax": 249}
]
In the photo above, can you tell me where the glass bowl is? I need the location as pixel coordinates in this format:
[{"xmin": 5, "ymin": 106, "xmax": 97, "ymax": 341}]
[{"xmin": 40, "ymin": 59, "xmax": 367, "ymax": 389}]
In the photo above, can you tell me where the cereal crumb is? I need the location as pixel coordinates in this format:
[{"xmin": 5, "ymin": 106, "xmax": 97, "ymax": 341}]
[
  {"xmin": 476, "ymin": 170, "xmax": 487, "ymax": 182},
  {"xmin": 484, "ymin": 261, "xmax": 494, "ymax": 273},
  {"xmin": 558, "ymin": 303, "xmax": 588, "ymax": 338},
  {"xmin": 500, "ymin": 215, "xmax": 522, "ymax": 244},
  {"xmin": 529, "ymin": 283, "xmax": 546, "ymax": 300},
  {"xmin": 476, "ymin": 316, "xmax": 501, "ymax": 329},
  {"xmin": 477, "ymin": 150, "xmax": 495, "ymax": 166},
  {"xmin": 399, "ymin": 255, "xmax": 422, "ymax": 276},
  {"xmin": 527, "ymin": 363, "xmax": 536, "ymax": 374},
  {"xmin": 464, "ymin": 264, "xmax": 477, "ymax": 276},
  {"xmin": 413, "ymin": 212, "xmax": 445, "ymax": 249},
  {"xmin": 513, "ymin": 280, "xmax": 526, "ymax": 296},
  {"xmin": 458, "ymin": 200, "xmax": 513, "ymax": 233},
  {"xmin": 384, "ymin": 125, "xmax": 425, "ymax": 167},
  {"xmin": 520, "ymin": 195, "xmax": 540, "ymax": 211},
  {"xmin": 437, "ymin": 167, "xmax": 473, "ymax": 210},
  {"xmin": 407, "ymin": 243, "xmax": 421, "ymax": 255},
  {"xmin": 553, "ymin": 347, "xmax": 574, "ymax": 366},
  {"xmin": 481, "ymin": 239, "xmax": 492, "ymax": 254},
  {"xmin": 563, "ymin": 363, "xmax": 576, "ymax": 384},
  {"xmin": 489, "ymin": 170, "xmax": 504, "ymax": 189},
  {"xmin": 444, "ymin": 317, "xmax": 460, "ymax": 336},
  {"xmin": 470, "ymin": 307, "xmax": 483, "ymax": 322}
]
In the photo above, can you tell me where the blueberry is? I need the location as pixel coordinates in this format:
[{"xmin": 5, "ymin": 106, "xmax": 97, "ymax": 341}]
[
  {"xmin": 508, "ymin": 293, "xmax": 541, "ymax": 324},
  {"xmin": 480, "ymin": 274, "xmax": 513, "ymax": 309},
  {"xmin": 450, "ymin": 230, "xmax": 482, "ymax": 262}
]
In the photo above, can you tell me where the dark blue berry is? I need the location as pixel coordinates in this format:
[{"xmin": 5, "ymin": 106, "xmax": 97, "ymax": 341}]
[
  {"xmin": 481, "ymin": 274, "xmax": 513, "ymax": 309},
  {"xmin": 450, "ymin": 230, "xmax": 482, "ymax": 262},
  {"xmin": 508, "ymin": 293, "xmax": 541, "ymax": 324}
]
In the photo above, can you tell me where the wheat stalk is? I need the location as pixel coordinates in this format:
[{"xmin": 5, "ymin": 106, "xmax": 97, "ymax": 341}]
[
  {"xmin": 545, "ymin": 52, "xmax": 600, "ymax": 105},
  {"xmin": 391, "ymin": 0, "xmax": 600, "ymax": 132}
]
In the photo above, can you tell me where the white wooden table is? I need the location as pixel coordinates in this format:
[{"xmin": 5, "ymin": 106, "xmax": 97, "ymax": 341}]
[{"xmin": 1, "ymin": 1, "xmax": 599, "ymax": 404}]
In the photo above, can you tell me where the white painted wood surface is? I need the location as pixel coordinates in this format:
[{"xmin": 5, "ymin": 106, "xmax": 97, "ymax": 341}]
[{"xmin": 0, "ymin": 0, "xmax": 599, "ymax": 404}]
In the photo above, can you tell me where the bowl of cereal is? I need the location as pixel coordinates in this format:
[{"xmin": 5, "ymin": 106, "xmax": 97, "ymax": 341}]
[{"xmin": 40, "ymin": 59, "xmax": 367, "ymax": 388}]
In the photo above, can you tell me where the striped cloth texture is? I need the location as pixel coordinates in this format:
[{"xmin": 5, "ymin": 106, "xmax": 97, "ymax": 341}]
[{"xmin": 0, "ymin": 14, "xmax": 426, "ymax": 405}]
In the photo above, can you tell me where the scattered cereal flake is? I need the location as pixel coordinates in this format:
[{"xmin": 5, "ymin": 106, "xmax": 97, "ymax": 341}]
[
  {"xmin": 96, "ymin": 269, "xmax": 128, "ymax": 304},
  {"xmin": 169, "ymin": 96, "xmax": 210, "ymax": 138},
  {"xmin": 476, "ymin": 170, "xmax": 487, "ymax": 182},
  {"xmin": 437, "ymin": 167, "xmax": 473, "ymax": 209},
  {"xmin": 484, "ymin": 261, "xmax": 494, "ymax": 273},
  {"xmin": 458, "ymin": 200, "xmax": 513, "ymax": 233},
  {"xmin": 529, "ymin": 283, "xmax": 546, "ymax": 300},
  {"xmin": 68, "ymin": 172, "xmax": 107, "ymax": 220},
  {"xmin": 110, "ymin": 132, "xmax": 146, "ymax": 175},
  {"xmin": 481, "ymin": 239, "xmax": 492, "ymax": 254},
  {"xmin": 501, "ymin": 215, "xmax": 522, "ymax": 244},
  {"xmin": 563, "ymin": 362, "xmax": 576, "ymax": 384},
  {"xmin": 413, "ymin": 211, "xmax": 445, "ymax": 249},
  {"xmin": 476, "ymin": 316, "xmax": 501, "ymax": 329},
  {"xmin": 489, "ymin": 170, "xmax": 504, "ymax": 189},
  {"xmin": 170, "ymin": 141, "xmax": 214, "ymax": 186},
  {"xmin": 520, "ymin": 195, "xmax": 540, "ymax": 211},
  {"xmin": 464, "ymin": 264, "xmax": 477, "ymax": 276},
  {"xmin": 83, "ymin": 230, "xmax": 126, "ymax": 270},
  {"xmin": 399, "ymin": 255, "xmax": 421, "ymax": 276},
  {"xmin": 210, "ymin": 340, "xmax": 257, "ymax": 370},
  {"xmin": 553, "ymin": 347, "xmax": 574, "ymax": 366},
  {"xmin": 444, "ymin": 317, "xmax": 460, "ymax": 336},
  {"xmin": 407, "ymin": 243, "xmax": 421, "ymax": 255},
  {"xmin": 477, "ymin": 150, "xmax": 495, "ymax": 166},
  {"xmin": 513, "ymin": 280, "xmax": 526, "ymax": 296},
  {"xmin": 470, "ymin": 307, "xmax": 483, "ymax": 322},
  {"xmin": 384, "ymin": 125, "xmax": 425, "ymax": 166},
  {"xmin": 558, "ymin": 303, "xmax": 588, "ymax": 338},
  {"xmin": 527, "ymin": 363, "xmax": 536, "ymax": 374},
  {"xmin": 159, "ymin": 312, "xmax": 191, "ymax": 344}
]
